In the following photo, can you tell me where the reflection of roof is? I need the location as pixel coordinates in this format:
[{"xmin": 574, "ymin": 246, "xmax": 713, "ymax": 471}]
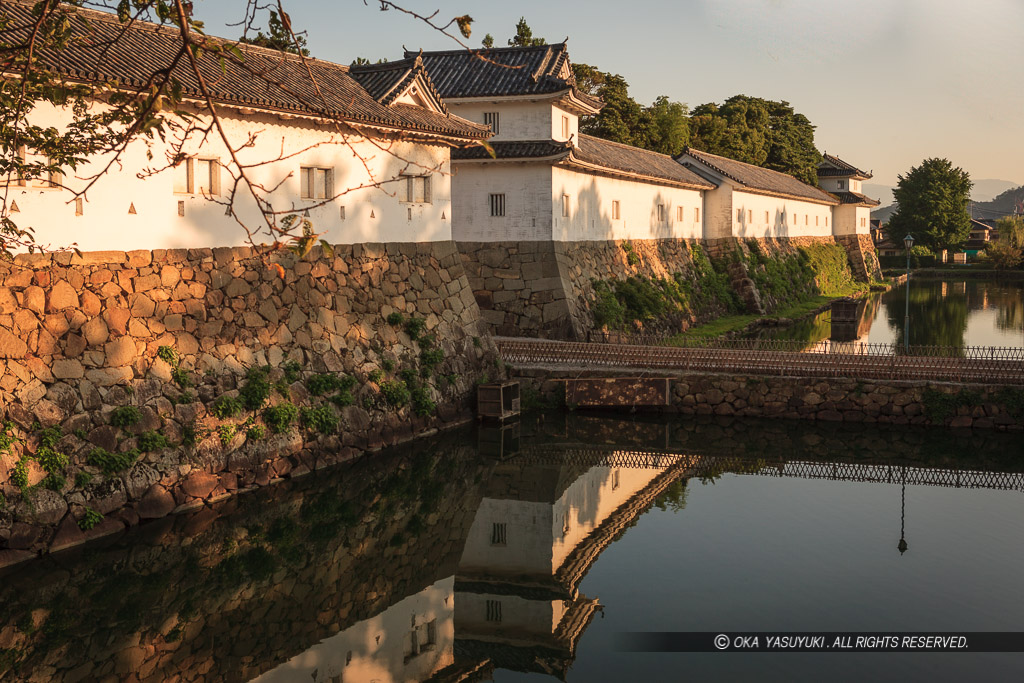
[
  {"xmin": 818, "ymin": 153, "xmax": 873, "ymax": 179},
  {"xmin": 833, "ymin": 191, "xmax": 881, "ymax": 207},
  {"xmin": 453, "ymin": 136, "xmax": 716, "ymax": 189},
  {"xmin": 680, "ymin": 148, "xmax": 838, "ymax": 205},
  {"xmin": 412, "ymin": 43, "xmax": 603, "ymax": 111},
  {"xmin": 1, "ymin": 1, "xmax": 489, "ymax": 140}
]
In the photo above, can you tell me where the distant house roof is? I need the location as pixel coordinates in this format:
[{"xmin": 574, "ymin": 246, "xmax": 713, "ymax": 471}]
[
  {"xmin": 411, "ymin": 43, "xmax": 603, "ymax": 112},
  {"xmin": 818, "ymin": 154, "xmax": 873, "ymax": 179},
  {"xmin": 1, "ymin": 1, "xmax": 490, "ymax": 141},
  {"xmin": 833, "ymin": 191, "xmax": 881, "ymax": 207},
  {"xmin": 679, "ymin": 148, "xmax": 837, "ymax": 205},
  {"xmin": 453, "ymin": 136, "xmax": 715, "ymax": 190}
]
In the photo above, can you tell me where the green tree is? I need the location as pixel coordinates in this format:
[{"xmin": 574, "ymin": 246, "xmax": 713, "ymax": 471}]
[
  {"xmin": 572, "ymin": 65, "xmax": 689, "ymax": 156},
  {"xmin": 239, "ymin": 10, "xmax": 310, "ymax": 56},
  {"xmin": 508, "ymin": 17, "xmax": 546, "ymax": 47},
  {"xmin": 886, "ymin": 158, "xmax": 972, "ymax": 253},
  {"xmin": 689, "ymin": 95, "xmax": 821, "ymax": 185},
  {"xmin": 481, "ymin": 33, "xmax": 494, "ymax": 48}
]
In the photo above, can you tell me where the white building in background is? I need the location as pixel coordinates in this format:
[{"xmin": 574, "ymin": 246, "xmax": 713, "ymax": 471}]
[
  {"xmin": 1, "ymin": 1, "xmax": 489, "ymax": 252},
  {"xmin": 675, "ymin": 148, "xmax": 840, "ymax": 240},
  {"xmin": 816, "ymin": 154, "xmax": 880, "ymax": 236},
  {"xmin": 415, "ymin": 44, "xmax": 715, "ymax": 242}
]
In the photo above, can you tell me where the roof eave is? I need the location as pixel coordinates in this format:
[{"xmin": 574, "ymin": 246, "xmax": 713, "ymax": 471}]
[{"xmin": 563, "ymin": 153, "xmax": 715, "ymax": 191}]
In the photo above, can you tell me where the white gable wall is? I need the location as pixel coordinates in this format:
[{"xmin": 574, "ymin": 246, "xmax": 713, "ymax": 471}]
[
  {"xmin": 551, "ymin": 166, "xmax": 704, "ymax": 241},
  {"xmin": 447, "ymin": 100, "xmax": 563, "ymax": 142},
  {"xmin": 451, "ymin": 162, "xmax": 553, "ymax": 241},
  {"xmin": 5, "ymin": 102, "xmax": 454, "ymax": 251}
]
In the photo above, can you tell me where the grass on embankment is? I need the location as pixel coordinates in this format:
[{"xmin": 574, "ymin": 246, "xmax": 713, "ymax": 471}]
[{"xmin": 667, "ymin": 290, "xmax": 865, "ymax": 342}]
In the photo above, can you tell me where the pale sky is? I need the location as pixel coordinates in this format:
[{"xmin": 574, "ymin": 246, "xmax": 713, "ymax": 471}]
[{"xmin": 194, "ymin": 0, "xmax": 1024, "ymax": 188}]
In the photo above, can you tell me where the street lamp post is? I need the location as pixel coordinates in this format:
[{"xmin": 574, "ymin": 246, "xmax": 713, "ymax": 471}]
[{"xmin": 903, "ymin": 234, "xmax": 914, "ymax": 353}]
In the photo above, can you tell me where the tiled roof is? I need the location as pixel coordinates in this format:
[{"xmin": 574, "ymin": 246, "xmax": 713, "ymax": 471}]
[
  {"xmin": 452, "ymin": 136, "xmax": 715, "ymax": 190},
  {"xmin": 1, "ymin": 2, "xmax": 489, "ymax": 140},
  {"xmin": 349, "ymin": 55, "xmax": 447, "ymax": 112},
  {"xmin": 452, "ymin": 140, "xmax": 571, "ymax": 161},
  {"xmin": 818, "ymin": 153, "xmax": 873, "ymax": 179},
  {"xmin": 411, "ymin": 43, "xmax": 603, "ymax": 109},
  {"xmin": 573, "ymin": 135, "xmax": 715, "ymax": 190},
  {"xmin": 833, "ymin": 191, "xmax": 881, "ymax": 207},
  {"xmin": 679, "ymin": 148, "xmax": 838, "ymax": 204}
]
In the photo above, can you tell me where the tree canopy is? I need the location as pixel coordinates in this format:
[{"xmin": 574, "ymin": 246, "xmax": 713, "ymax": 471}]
[
  {"xmin": 689, "ymin": 95, "xmax": 821, "ymax": 185},
  {"xmin": 886, "ymin": 158, "xmax": 973, "ymax": 253},
  {"xmin": 572, "ymin": 65, "xmax": 690, "ymax": 156},
  {"xmin": 508, "ymin": 17, "xmax": 546, "ymax": 47},
  {"xmin": 238, "ymin": 10, "xmax": 310, "ymax": 56}
]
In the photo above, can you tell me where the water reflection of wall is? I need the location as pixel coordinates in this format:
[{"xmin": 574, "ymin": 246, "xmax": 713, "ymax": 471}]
[{"xmin": 254, "ymin": 577, "xmax": 455, "ymax": 683}]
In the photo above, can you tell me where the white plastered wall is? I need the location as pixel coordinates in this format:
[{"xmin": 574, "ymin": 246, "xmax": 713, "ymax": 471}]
[
  {"xmin": 731, "ymin": 190, "xmax": 834, "ymax": 239},
  {"xmin": 447, "ymin": 100, "xmax": 566, "ymax": 143},
  {"xmin": 3, "ymin": 102, "xmax": 455, "ymax": 251},
  {"xmin": 451, "ymin": 162, "xmax": 553, "ymax": 241},
  {"xmin": 833, "ymin": 204, "xmax": 872, "ymax": 236},
  {"xmin": 551, "ymin": 166, "xmax": 705, "ymax": 241}
]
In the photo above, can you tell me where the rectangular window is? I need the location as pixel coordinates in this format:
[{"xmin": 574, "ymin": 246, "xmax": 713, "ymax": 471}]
[
  {"xmin": 765, "ymin": 211, "xmax": 769, "ymax": 224},
  {"xmin": 483, "ymin": 112, "xmax": 500, "ymax": 134},
  {"xmin": 694, "ymin": 207, "xmax": 700, "ymax": 222},
  {"xmin": 340, "ymin": 205, "xmax": 346, "ymax": 220},
  {"xmin": 174, "ymin": 158, "xmax": 193, "ymax": 194},
  {"xmin": 75, "ymin": 197, "xmax": 84, "ymax": 216},
  {"xmin": 561, "ymin": 115, "xmax": 570, "ymax": 139},
  {"xmin": 677, "ymin": 206, "xmax": 684, "ymax": 221},
  {"xmin": 562, "ymin": 194, "xmax": 570, "ymax": 218},
  {"xmin": 491, "ymin": 522, "xmax": 507, "ymax": 546},
  {"xmin": 658, "ymin": 204, "xmax": 665, "ymax": 221},
  {"xmin": 805, "ymin": 215, "xmax": 809, "ymax": 225},
  {"xmin": 860, "ymin": 217, "xmax": 866, "ymax": 227},
  {"xmin": 838, "ymin": 180, "xmax": 845, "ymax": 189},
  {"xmin": 486, "ymin": 600, "xmax": 502, "ymax": 623},
  {"xmin": 489, "ymin": 193, "xmax": 505, "ymax": 217},
  {"xmin": 793, "ymin": 213, "xmax": 798, "ymax": 226},
  {"xmin": 736, "ymin": 209, "xmax": 742, "ymax": 223},
  {"xmin": 815, "ymin": 215, "xmax": 819, "ymax": 226},
  {"xmin": 612, "ymin": 200, "xmax": 620, "ymax": 220},
  {"xmin": 400, "ymin": 174, "xmax": 431, "ymax": 204},
  {"xmin": 748, "ymin": 210, "xmax": 752, "ymax": 223},
  {"xmin": 612, "ymin": 469, "xmax": 620, "ymax": 490},
  {"xmin": 826, "ymin": 216, "xmax": 829, "ymax": 227},
  {"xmin": 197, "ymin": 159, "xmax": 220, "ymax": 196},
  {"xmin": 301, "ymin": 166, "xmax": 332, "ymax": 200},
  {"xmin": 15, "ymin": 146, "xmax": 60, "ymax": 188}
]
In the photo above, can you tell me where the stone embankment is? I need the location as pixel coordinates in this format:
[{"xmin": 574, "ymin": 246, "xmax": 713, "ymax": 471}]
[
  {"xmin": 458, "ymin": 235, "xmax": 882, "ymax": 340},
  {"xmin": 0, "ymin": 243, "xmax": 498, "ymax": 561},
  {"xmin": 517, "ymin": 370, "xmax": 1024, "ymax": 431}
]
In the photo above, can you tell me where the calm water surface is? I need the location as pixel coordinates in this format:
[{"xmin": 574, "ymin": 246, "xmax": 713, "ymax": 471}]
[
  {"xmin": 753, "ymin": 278, "xmax": 1024, "ymax": 348},
  {"xmin": 2, "ymin": 414, "xmax": 1023, "ymax": 682}
]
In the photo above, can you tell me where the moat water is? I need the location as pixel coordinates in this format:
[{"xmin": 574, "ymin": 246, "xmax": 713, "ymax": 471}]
[
  {"xmin": 2, "ymin": 414, "xmax": 1023, "ymax": 682},
  {"xmin": 752, "ymin": 278, "xmax": 1024, "ymax": 348}
]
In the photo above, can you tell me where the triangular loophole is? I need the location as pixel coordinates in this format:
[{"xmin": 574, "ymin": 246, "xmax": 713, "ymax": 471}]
[
  {"xmin": 10, "ymin": 200, "xmax": 19, "ymax": 213},
  {"xmin": 128, "ymin": 202, "xmax": 137, "ymax": 215},
  {"xmin": 370, "ymin": 210, "xmax": 375, "ymax": 219}
]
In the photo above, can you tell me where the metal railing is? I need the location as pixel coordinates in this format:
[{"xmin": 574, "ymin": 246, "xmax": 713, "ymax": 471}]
[{"xmin": 496, "ymin": 337, "xmax": 1024, "ymax": 384}]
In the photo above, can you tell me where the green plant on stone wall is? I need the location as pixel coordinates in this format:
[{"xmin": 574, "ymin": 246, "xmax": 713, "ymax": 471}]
[
  {"xmin": 10, "ymin": 457, "xmax": 30, "ymax": 490},
  {"xmin": 386, "ymin": 312, "xmax": 405, "ymax": 326},
  {"xmin": 404, "ymin": 317, "xmax": 426, "ymax": 341},
  {"xmin": 246, "ymin": 424, "xmax": 266, "ymax": 441},
  {"xmin": 137, "ymin": 430, "xmax": 169, "ymax": 452},
  {"xmin": 282, "ymin": 360, "xmax": 302, "ymax": 384},
  {"xmin": 78, "ymin": 508, "xmax": 104, "ymax": 531},
  {"xmin": 300, "ymin": 405, "xmax": 340, "ymax": 434},
  {"xmin": 87, "ymin": 447, "xmax": 139, "ymax": 475},
  {"xmin": 621, "ymin": 240, "xmax": 640, "ymax": 266},
  {"xmin": 74, "ymin": 471, "xmax": 93, "ymax": 488},
  {"xmin": 211, "ymin": 395, "xmax": 244, "ymax": 419},
  {"xmin": 263, "ymin": 402, "xmax": 299, "ymax": 434},
  {"xmin": 240, "ymin": 366, "xmax": 273, "ymax": 410},
  {"xmin": 109, "ymin": 406, "xmax": 142, "ymax": 428},
  {"xmin": 410, "ymin": 385, "xmax": 436, "ymax": 417},
  {"xmin": 157, "ymin": 345, "xmax": 178, "ymax": 367},
  {"xmin": 218, "ymin": 424, "xmax": 237, "ymax": 447},
  {"xmin": 380, "ymin": 379, "xmax": 411, "ymax": 407}
]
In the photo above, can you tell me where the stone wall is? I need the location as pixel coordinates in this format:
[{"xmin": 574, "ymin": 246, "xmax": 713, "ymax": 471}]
[
  {"xmin": 0, "ymin": 242, "xmax": 498, "ymax": 556},
  {"xmin": 458, "ymin": 235, "xmax": 880, "ymax": 339},
  {"xmin": 516, "ymin": 369, "xmax": 1024, "ymax": 431}
]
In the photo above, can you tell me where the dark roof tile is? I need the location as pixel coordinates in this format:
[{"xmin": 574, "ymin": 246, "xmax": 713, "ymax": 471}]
[
  {"xmin": 1, "ymin": 2, "xmax": 488, "ymax": 140},
  {"xmin": 452, "ymin": 140, "xmax": 571, "ymax": 161},
  {"xmin": 574, "ymin": 136, "xmax": 715, "ymax": 189},
  {"xmin": 680, "ymin": 148, "xmax": 837, "ymax": 204},
  {"xmin": 818, "ymin": 153, "xmax": 872, "ymax": 179},
  {"xmin": 833, "ymin": 191, "xmax": 881, "ymax": 207}
]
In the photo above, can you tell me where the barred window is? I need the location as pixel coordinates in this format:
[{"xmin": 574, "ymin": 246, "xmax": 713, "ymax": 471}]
[
  {"xmin": 612, "ymin": 200, "xmax": 620, "ymax": 220},
  {"xmin": 400, "ymin": 174, "xmax": 431, "ymax": 204},
  {"xmin": 301, "ymin": 166, "xmax": 331, "ymax": 199},
  {"xmin": 658, "ymin": 204, "xmax": 666, "ymax": 221},
  {"xmin": 483, "ymin": 112, "xmax": 500, "ymax": 134},
  {"xmin": 562, "ymin": 194, "xmax": 570, "ymax": 218},
  {"xmin": 486, "ymin": 600, "xmax": 502, "ymax": 623},
  {"xmin": 489, "ymin": 193, "xmax": 505, "ymax": 217},
  {"xmin": 694, "ymin": 207, "xmax": 700, "ymax": 222},
  {"xmin": 677, "ymin": 206, "xmax": 684, "ymax": 221},
  {"xmin": 491, "ymin": 522, "xmax": 507, "ymax": 545}
]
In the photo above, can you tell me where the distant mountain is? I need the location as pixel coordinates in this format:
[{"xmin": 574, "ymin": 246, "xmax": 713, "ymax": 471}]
[
  {"xmin": 871, "ymin": 203, "xmax": 898, "ymax": 224},
  {"xmin": 971, "ymin": 179, "xmax": 1020, "ymax": 203},
  {"xmin": 971, "ymin": 185, "xmax": 1024, "ymax": 221}
]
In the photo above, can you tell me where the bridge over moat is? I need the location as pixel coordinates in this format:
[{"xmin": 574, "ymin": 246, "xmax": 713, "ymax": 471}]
[{"xmin": 511, "ymin": 444, "xmax": 1024, "ymax": 492}]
